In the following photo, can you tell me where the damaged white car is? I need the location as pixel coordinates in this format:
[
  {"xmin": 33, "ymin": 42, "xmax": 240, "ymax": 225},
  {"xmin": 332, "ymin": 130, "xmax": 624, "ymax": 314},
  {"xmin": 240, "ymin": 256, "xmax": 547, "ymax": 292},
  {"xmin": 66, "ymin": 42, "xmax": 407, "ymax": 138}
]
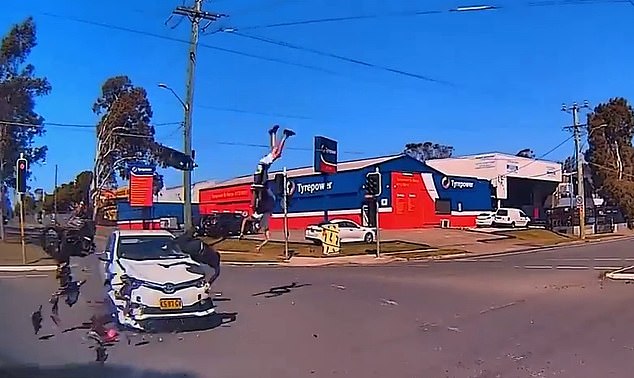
[{"xmin": 99, "ymin": 230, "xmax": 215, "ymax": 331}]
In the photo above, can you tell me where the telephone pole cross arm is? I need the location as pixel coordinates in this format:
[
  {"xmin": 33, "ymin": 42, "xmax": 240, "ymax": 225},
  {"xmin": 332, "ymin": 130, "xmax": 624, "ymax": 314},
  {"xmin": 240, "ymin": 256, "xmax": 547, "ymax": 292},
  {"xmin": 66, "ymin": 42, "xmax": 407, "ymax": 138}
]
[{"xmin": 170, "ymin": 0, "xmax": 226, "ymax": 231}]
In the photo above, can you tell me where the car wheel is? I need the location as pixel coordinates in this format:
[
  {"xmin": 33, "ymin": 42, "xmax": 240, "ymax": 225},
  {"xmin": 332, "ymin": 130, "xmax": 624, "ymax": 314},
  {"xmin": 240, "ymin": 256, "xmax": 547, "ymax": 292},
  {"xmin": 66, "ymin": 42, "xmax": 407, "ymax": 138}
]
[
  {"xmin": 364, "ymin": 232, "xmax": 374, "ymax": 243},
  {"xmin": 511, "ymin": 222, "xmax": 516, "ymax": 228}
]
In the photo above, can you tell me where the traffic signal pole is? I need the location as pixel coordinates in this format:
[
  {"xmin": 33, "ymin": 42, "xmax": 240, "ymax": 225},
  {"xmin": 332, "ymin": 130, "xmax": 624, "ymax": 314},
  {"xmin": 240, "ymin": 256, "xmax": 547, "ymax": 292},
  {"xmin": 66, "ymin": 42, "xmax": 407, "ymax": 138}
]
[
  {"xmin": 283, "ymin": 167, "xmax": 289, "ymax": 260},
  {"xmin": 374, "ymin": 167, "xmax": 381, "ymax": 258}
]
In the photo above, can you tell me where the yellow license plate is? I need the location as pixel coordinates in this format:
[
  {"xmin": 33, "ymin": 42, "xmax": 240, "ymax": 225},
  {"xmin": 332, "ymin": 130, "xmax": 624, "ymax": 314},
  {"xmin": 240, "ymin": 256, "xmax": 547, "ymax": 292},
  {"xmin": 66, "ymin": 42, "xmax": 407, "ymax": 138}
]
[{"xmin": 159, "ymin": 298, "xmax": 183, "ymax": 310}]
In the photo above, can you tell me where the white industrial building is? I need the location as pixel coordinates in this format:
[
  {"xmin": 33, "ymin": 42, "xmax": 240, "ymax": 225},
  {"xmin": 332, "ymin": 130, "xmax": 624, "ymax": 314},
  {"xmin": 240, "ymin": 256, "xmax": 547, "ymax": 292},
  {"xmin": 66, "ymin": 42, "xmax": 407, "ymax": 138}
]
[
  {"xmin": 427, "ymin": 152, "xmax": 562, "ymax": 219},
  {"xmin": 154, "ymin": 180, "xmax": 215, "ymax": 203}
]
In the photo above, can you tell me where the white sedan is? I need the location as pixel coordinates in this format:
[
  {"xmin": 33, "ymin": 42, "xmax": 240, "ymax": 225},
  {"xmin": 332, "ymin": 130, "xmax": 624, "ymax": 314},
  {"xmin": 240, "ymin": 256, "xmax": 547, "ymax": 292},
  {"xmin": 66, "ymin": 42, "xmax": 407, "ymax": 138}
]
[
  {"xmin": 99, "ymin": 230, "xmax": 215, "ymax": 331},
  {"xmin": 305, "ymin": 219, "xmax": 376, "ymax": 244},
  {"xmin": 475, "ymin": 212, "xmax": 496, "ymax": 227}
]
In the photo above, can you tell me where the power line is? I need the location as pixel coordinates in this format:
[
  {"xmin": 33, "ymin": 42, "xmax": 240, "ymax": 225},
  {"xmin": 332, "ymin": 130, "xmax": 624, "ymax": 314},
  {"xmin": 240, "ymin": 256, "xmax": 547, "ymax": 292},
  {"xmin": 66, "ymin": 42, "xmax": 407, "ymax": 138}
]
[
  {"xmin": 496, "ymin": 134, "xmax": 575, "ymax": 180},
  {"xmin": 196, "ymin": 104, "xmax": 313, "ymax": 120},
  {"xmin": 213, "ymin": 140, "xmax": 366, "ymax": 155},
  {"xmin": 0, "ymin": 120, "xmax": 182, "ymax": 129},
  {"xmin": 230, "ymin": 31, "xmax": 454, "ymax": 86},
  {"xmin": 236, "ymin": 0, "xmax": 628, "ymax": 30},
  {"xmin": 39, "ymin": 12, "xmax": 345, "ymax": 77}
]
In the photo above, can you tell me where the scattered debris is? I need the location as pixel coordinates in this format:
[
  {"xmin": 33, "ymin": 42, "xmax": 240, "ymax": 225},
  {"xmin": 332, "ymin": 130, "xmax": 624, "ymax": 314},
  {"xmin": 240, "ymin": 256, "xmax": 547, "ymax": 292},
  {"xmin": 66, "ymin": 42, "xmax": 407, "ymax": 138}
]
[
  {"xmin": 380, "ymin": 299, "xmax": 398, "ymax": 306},
  {"xmin": 479, "ymin": 300, "xmax": 525, "ymax": 315},
  {"xmin": 38, "ymin": 334, "xmax": 55, "ymax": 340},
  {"xmin": 331, "ymin": 284, "xmax": 346, "ymax": 290},
  {"xmin": 31, "ymin": 305, "xmax": 43, "ymax": 335},
  {"xmin": 50, "ymin": 315, "xmax": 61, "ymax": 327},
  {"xmin": 96, "ymin": 345, "xmax": 108, "ymax": 363},
  {"xmin": 313, "ymin": 334, "xmax": 318, "ymax": 338},
  {"xmin": 447, "ymin": 326, "xmax": 461, "ymax": 333}
]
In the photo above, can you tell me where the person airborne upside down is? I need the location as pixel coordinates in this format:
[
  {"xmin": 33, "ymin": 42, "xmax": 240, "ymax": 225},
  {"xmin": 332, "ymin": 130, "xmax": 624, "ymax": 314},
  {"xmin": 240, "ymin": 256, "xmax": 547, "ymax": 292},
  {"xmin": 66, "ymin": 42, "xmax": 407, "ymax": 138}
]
[{"xmin": 239, "ymin": 125, "xmax": 295, "ymax": 251}]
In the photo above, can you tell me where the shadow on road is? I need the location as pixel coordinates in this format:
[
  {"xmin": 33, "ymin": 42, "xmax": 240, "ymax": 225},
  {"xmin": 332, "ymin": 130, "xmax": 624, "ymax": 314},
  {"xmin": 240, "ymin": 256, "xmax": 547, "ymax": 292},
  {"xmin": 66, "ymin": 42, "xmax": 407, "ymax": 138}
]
[
  {"xmin": 141, "ymin": 311, "xmax": 238, "ymax": 334},
  {"xmin": 0, "ymin": 363, "xmax": 198, "ymax": 378},
  {"xmin": 252, "ymin": 282, "xmax": 312, "ymax": 298}
]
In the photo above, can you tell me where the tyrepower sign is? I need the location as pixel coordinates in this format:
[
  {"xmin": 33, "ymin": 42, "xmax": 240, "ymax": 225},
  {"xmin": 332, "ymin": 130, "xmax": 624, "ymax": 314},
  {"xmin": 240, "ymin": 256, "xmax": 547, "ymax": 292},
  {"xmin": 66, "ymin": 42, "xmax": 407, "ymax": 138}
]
[
  {"xmin": 441, "ymin": 176, "xmax": 474, "ymax": 190},
  {"xmin": 314, "ymin": 136, "xmax": 338, "ymax": 174},
  {"xmin": 128, "ymin": 163, "xmax": 155, "ymax": 207}
]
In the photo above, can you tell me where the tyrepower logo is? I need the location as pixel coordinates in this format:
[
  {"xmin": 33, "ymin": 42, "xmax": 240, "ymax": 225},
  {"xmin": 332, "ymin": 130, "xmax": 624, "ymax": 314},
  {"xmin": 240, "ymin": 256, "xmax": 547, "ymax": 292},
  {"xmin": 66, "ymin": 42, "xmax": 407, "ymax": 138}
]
[
  {"xmin": 441, "ymin": 176, "xmax": 474, "ymax": 190},
  {"xmin": 297, "ymin": 181, "xmax": 333, "ymax": 195}
]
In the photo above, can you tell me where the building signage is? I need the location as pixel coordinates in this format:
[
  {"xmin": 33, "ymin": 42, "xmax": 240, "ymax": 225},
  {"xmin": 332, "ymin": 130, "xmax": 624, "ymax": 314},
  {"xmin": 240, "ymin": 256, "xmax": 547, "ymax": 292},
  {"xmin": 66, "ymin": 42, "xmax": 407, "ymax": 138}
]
[
  {"xmin": 296, "ymin": 181, "xmax": 333, "ymax": 195},
  {"xmin": 128, "ymin": 163, "xmax": 155, "ymax": 207},
  {"xmin": 314, "ymin": 136, "xmax": 338, "ymax": 174},
  {"xmin": 441, "ymin": 176, "xmax": 474, "ymax": 190}
]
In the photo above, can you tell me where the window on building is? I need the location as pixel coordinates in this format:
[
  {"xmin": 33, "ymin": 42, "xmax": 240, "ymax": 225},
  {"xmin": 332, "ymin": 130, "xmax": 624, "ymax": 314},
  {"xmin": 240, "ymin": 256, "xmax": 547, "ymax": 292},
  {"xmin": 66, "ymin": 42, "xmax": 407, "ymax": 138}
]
[{"xmin": 435, "ymin": 199, "xmax": 451, "ymax": 215}]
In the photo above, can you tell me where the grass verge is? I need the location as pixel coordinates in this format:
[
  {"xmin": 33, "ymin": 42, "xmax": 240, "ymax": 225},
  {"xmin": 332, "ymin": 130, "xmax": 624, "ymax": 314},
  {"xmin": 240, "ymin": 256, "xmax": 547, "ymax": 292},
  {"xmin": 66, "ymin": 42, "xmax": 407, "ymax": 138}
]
[
  {"xmin": 0, "ymin": 240, "xmax": 55, "ymax": 266},
  {"xmin": 204, "ymin": 237, "xmax": 433, "ymax": 261},
  {"xmin": 495, "ymin": 229, "xmax": 574, "ymax": 246}
]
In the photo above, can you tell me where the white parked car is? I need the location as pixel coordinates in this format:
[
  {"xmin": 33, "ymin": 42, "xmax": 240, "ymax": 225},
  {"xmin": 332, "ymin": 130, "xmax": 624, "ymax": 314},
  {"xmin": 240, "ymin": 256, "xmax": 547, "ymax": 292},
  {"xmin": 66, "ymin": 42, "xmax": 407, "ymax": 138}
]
[
  {"xmin": 491, "ymin": 208, "xmax": 531, "ymax": 228},
  {"xmin": 475, "ymin": 212, "xmax": 496, "ymax": 227},
  {"xmin": 305, "ymin": 219, "xmax": 376, "ymax": 244},
  {"xmin": 99, "ymin": 230, "xmax": 215, "ymax": 331}
]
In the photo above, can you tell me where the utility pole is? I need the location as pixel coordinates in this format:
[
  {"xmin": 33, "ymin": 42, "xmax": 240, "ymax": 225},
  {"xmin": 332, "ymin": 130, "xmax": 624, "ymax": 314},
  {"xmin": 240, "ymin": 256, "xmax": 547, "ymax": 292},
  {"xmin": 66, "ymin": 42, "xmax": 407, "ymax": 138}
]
[
  {"xmin": 0, "ymin": 124, "xmax": 5, "ymax": 241},
  {"xmin": 171, "ymin": 1, "xmax": 225, "ymax": 231},
  {"xmin": 563, "ymin": 101, "xmax": 590, "ymax": 239}
]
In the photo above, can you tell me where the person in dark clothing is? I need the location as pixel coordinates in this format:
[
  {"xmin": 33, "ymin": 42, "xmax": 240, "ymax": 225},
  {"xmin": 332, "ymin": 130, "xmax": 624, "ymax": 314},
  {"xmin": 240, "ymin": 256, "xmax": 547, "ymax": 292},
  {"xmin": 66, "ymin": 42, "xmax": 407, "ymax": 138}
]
[{"xmin": 172, "ymin": 230, "xmax": 221, "ymax": 286}]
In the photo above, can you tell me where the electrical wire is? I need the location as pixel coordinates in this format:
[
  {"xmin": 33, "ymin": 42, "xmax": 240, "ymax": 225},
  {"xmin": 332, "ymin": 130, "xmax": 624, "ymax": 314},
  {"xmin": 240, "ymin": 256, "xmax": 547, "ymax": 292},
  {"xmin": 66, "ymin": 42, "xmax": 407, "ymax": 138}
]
[
  {"xmin": 39, "ymin": 12, "xmax": 345, "ymax": 77},
  {"xmin": 0, "ymin": 120, "xmax": 182, "ymax": 130},
  {"xmin": 230, "ymin": 31, "xmax": 454, "ymax": 86},
  {"xmin": 0, "ymin": 120, "xmax": 182, "ymax": 129},
  {"xmin": 236, "ymin": 0, "xmax": 629, "ymax": 30},
  {"xmin": 213, "ymin": 140, "xmax": 366, "ymax": 155}
]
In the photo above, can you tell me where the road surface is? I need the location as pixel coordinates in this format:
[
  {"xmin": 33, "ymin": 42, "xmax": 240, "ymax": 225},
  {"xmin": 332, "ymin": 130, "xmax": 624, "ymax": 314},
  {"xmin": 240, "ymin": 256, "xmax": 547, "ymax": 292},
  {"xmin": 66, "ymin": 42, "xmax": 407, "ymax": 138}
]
[{"xmin": 1, "ymin": 237, "xmax": 634, "ymax": 377}]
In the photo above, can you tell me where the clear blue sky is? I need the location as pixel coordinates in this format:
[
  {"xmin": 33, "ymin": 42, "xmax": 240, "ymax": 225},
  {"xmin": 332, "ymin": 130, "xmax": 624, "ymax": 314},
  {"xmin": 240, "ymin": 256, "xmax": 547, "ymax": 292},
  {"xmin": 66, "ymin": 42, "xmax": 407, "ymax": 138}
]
[{"xmin": 1, "ymin": 0, "xmax": 633, "ymax": 192}]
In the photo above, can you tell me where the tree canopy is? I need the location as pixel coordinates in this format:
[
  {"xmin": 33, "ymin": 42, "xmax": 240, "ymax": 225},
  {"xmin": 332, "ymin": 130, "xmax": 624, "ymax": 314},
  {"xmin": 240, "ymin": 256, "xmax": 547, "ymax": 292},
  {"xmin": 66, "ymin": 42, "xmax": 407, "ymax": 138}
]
[
  {"xmin": 586, "ymin": 97, "xmax": 634, "ymax": 222},
  {"xmin": 404, "ymin": 142, "xmax": 453, "ymax": 162},
  {"xmin": 516, "ymin": 148, "xmax": 535, "ymax": 159},
  {"xmin": 0, "ymin": 17, "xmax": 51, "ymax": 189},
  {"xmin": 42, "ymin": 171, "xmax": 93, "ymax": 213},
  {"xmin": 93, "ymin": 75, "xmax": 165, "ymax": 189}
]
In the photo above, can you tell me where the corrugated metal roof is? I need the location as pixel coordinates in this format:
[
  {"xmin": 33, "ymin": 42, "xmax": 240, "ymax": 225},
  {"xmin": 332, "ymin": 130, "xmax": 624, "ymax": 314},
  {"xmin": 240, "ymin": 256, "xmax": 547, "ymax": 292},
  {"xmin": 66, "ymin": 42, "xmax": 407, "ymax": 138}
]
[{"xmin": 211, "ymin": 154, "xmax": 404, "ymax": 189}]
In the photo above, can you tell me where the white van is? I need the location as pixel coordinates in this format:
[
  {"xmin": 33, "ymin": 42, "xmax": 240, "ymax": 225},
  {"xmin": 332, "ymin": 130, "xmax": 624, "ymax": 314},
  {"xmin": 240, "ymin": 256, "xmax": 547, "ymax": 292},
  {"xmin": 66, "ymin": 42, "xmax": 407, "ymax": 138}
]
[{"xmin": 492, "ymin": 208, "xmax": 530, "ymax": 228}]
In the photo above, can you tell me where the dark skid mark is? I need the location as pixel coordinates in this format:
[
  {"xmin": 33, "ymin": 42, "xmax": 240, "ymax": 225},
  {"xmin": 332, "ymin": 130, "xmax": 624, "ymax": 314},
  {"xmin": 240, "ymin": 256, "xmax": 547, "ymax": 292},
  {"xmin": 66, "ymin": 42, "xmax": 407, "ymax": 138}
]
[
  {"xmin": 135, "ymin": 341, "xmax": 150, "ymax": 347},
  {"xmin": 252, "ymin": 282, "xmax": 312, "ymax": 298},
  {"xmin": 62, "ymin": 324, "xmax": 91, "ymax": 333},
  {"xmin": 38, "ymin": 334, "xmax": 55, "ymax": 340}
]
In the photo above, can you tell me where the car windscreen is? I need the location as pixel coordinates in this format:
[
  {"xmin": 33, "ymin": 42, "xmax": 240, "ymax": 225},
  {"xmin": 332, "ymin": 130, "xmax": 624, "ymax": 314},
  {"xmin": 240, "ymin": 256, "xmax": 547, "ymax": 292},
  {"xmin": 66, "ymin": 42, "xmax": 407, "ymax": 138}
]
[
  {"xmin": 117, "ymin": 236, "xmax": 188, "ymax": 260},
  {"xmin": 496, "ymin": 209, "xmax": 508, "ymax": 216}
]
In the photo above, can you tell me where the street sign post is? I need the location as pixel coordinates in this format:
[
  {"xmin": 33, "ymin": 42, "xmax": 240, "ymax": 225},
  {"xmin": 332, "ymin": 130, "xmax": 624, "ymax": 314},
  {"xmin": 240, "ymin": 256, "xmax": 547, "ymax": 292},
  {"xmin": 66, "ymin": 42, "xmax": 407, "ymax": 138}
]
[{"xmin": 16, "ymin": 154, "xmax": 28, "ymax": 265}]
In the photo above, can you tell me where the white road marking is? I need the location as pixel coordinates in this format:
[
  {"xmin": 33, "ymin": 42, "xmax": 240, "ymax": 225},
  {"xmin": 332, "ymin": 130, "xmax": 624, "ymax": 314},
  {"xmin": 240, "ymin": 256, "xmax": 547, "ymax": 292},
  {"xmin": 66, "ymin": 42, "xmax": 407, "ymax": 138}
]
[
  {"xmin": 523, "ymin": 265, "xmax": 553, "ymax": 269},
  {"xmin": 555, "ymin": 266, "xmax": 590, "ymax": 270},
  {"xmin": 593, "ymin": 266, "xmax": 623, "ymax": 270},
  {"xmin": 547, "ymin": 258, "xmax": 591, "ymax": 262},
  {"xmin": 594, "ymin": 258, "xmax": 626, "ymax": 262},
  {"xmin": 0, "ymin": 274, "xmax": 48, "ymax": 279}
]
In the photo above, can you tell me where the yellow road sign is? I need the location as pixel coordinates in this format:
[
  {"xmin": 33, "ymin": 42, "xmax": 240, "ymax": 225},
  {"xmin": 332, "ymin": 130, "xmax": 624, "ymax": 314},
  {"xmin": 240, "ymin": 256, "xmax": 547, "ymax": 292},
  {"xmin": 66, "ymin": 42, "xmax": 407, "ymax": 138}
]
[{"xmin": 320, "ymin": 223, "xmax": 340, "ymax": 255}]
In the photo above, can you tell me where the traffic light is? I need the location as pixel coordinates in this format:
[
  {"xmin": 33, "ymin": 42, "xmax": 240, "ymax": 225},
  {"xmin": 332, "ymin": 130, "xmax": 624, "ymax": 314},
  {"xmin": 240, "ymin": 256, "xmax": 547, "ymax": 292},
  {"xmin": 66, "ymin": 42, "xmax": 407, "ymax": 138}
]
[
  {"xmin": 156, "ymin": 145, "xmax": 196, "ymax": 171},
  {"xmin": 365, "ymin": 171, "xmax": 381, "ymax": 196},
  {"xmin": 16, "ymin": 157, "xmax": 28, "ymax": 194}
]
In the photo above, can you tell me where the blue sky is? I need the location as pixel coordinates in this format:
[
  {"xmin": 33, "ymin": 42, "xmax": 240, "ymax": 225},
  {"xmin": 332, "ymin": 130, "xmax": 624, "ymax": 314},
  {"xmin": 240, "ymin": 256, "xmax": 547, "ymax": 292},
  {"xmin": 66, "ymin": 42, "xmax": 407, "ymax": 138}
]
[{"xmin": 1, "ymin": 0, "xmax": 633, "ymax": 192}]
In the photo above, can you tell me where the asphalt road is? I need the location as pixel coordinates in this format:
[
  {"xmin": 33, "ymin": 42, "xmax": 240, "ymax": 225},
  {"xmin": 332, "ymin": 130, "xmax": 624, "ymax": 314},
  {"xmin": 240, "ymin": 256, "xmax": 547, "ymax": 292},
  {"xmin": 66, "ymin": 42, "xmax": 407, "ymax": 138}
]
[{"xmin": 2, "ymin": 238, "xmax": 634, "ymax": 377}]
